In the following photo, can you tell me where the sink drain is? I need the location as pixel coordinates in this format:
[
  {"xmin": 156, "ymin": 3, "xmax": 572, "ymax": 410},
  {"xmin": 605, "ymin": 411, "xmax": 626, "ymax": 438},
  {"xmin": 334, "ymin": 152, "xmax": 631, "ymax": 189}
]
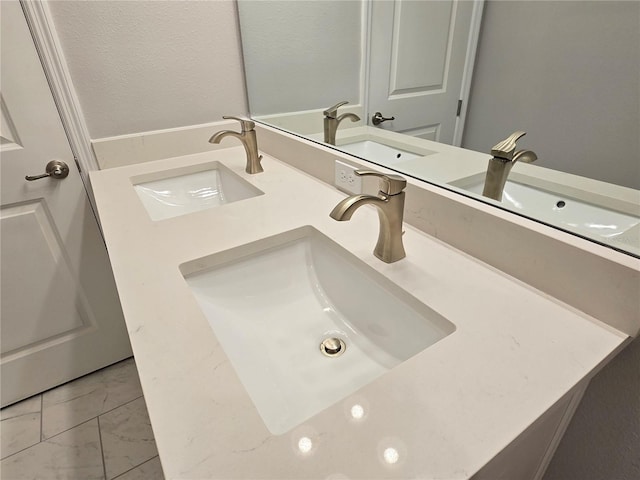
[{"xmin": 320, "ymin": 337, "xmax": 346, "ymax": 357}]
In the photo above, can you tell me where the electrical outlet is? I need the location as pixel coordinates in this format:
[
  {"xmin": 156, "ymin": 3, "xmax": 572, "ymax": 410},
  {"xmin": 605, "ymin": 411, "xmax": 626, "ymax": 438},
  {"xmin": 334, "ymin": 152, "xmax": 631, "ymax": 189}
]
[{"xmin": 335, "ymin": 160, "xmax": 362, "ymax": 194}]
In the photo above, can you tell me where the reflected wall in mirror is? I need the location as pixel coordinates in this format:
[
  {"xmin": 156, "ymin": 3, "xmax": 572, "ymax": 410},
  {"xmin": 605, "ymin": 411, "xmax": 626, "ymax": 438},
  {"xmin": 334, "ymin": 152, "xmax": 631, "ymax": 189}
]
[
  {"xmin": 238, "ymin": 0, "xmax": 639, "ymax": 257},
  {"xmin": 239, "ymin": 0, "xmax": 362, "ymax": 117}
]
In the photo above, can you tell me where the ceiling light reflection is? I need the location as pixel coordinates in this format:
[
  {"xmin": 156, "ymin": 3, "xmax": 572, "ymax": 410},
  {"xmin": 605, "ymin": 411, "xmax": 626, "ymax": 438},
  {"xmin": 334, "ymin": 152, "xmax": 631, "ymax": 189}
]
[
  {"xmin": 383, "ymin": 447, "xmax": 399, "ymax": 464},
  {"xmin": 585, "ymin": 223, "xmax": 618, "ymax": 231},
  {"xmin": 350, "ymin": 404, "xmax": 365, "ymax": 420},
  {"xmin": 298, "ymin": 436, "xmax": 313, "ymax": 454},
  {"xmin": 502, "ymin": 191, "xmax": 522, "ymax": 209}
]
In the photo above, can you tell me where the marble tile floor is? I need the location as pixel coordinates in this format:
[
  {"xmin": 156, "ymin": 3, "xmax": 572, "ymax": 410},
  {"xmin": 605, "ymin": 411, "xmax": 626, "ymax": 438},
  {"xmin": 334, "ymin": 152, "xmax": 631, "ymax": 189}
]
[{"xmin": 0, "ymin": 358, "xmax": 164, "ymax": 480}]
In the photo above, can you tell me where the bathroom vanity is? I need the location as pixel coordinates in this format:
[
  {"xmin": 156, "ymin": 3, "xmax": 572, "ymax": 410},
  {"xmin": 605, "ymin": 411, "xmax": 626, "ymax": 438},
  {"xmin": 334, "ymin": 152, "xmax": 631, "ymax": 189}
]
[{"xmin": 90, "ymin": 126, "xmax": 637, "ymax": 479}]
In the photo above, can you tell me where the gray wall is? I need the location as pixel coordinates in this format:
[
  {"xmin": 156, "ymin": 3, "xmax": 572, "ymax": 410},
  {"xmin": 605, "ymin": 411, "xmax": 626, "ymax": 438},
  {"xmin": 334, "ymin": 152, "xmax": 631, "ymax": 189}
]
[
  {"xmin": 465, "ymin": 3, "xmax": 640, "ymax": 478},
  {"xmin": 544, "ymin": 337, "xmax": 640, "ymax": 480},
  {"xmin": 237, "ymin": 0, "xmax": 362, "ymax": 115},
  {"xmin": 48, "ymin": 0, "xmax": 247, "ymax": 138},
  {"xmin": 463, "ymin": 1, "xmax": 640, "ymax": 190}
]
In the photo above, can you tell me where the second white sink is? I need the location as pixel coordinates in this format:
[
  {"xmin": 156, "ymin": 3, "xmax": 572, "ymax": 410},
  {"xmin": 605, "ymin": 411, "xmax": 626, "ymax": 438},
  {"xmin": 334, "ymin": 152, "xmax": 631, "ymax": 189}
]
[
  {"xmin": 338, "ymin": 140, "xmax": 424, "ymax": 165},
  {"xmin": 132, "ymin": 161, "xmax": 263, "ymax": 221},
  {"xmin": 451, "ymin": 175, "xmax": 640, "ymax": 250},
  {"xmin": 181, "ymin": 226, "xmax": 455, "ymax": 434}
]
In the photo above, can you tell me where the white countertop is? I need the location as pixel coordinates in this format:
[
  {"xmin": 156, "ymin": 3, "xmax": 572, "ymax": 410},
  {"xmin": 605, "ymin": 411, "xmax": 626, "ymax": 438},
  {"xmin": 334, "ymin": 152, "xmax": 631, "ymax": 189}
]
[{"xmin": 90, "ymin": 147, "xmax": 627, "ymax": 479}]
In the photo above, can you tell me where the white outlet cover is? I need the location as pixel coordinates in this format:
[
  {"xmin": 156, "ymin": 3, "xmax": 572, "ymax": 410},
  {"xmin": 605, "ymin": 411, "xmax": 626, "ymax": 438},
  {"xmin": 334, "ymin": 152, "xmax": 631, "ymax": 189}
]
[{"xmin": 335, "ymin": 160, "xmax": 362, "ymax": 194}]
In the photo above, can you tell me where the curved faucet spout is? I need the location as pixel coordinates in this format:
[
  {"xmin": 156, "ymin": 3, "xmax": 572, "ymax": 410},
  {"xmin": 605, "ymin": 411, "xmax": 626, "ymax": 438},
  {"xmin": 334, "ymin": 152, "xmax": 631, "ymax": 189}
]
[
  {"xmin": 208, "ymin": 118, "xmax": 263, "ymax": 174},
  {"xmin": 209, "ymin": 130, "xmax": 242, "ymax": 144},
  {"xmin": 330, "ymin": 188, "xmax": 406, "ymax": 263},
  {"xmin": 513, "ymin": 149, "xmax": 537, "ymax": 164},
  {"xmin": 329, "ymin": 194, "xmax": 388, "ymax": 221},
  {"xmin": 336, "ymin": 112, "xmax": 360, "ymax": 128}
]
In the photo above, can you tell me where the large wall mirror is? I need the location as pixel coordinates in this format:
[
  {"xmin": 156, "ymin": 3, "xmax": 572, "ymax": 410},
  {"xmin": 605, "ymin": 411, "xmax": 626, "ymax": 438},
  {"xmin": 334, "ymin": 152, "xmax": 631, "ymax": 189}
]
[{"xmin": 238, "ymin": 0, "xmax": 639, "ymax": 258}]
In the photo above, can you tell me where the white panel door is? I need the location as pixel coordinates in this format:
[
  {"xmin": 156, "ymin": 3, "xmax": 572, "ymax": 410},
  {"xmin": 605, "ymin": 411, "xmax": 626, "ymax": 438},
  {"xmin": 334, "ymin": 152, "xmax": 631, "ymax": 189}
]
[
  {"xmin": 0, "ymin": 0, "xmax": 132, "ymax": 407},
  {"xmin": 368, "ymin": 0, "xmax": 476, "ymax": 143}
]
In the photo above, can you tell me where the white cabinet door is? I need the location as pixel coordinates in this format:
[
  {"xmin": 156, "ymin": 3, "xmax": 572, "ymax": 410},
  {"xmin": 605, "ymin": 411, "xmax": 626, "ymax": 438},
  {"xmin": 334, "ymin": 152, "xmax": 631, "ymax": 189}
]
[
  {"xmin": 367, "ymin": 0, "xmax": 478, "ymax": 144},
  {"xmin": 0, "ymin": 0, "xmax": 132, "ymax": 407}
]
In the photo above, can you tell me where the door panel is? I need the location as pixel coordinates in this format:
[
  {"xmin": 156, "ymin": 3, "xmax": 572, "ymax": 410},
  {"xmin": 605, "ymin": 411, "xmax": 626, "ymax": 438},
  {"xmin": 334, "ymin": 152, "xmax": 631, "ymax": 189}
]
[
  {"xmin": 1, "ymin": 95, "xmax": 23, "ymax": 150},
  {"xmin": 368, "ymin": 0, "xmax": 475, "ymax": 144},
  {"xmin": 390, "ymin": 0, "xmax": 453, "ymax": 94},
  {"xmin": 401, "ymin": 125, "xmax": 439, "ymax": 141},
  {"xmin": 0, "ymin": 0, "xmax": 131, "ymax": 407},
  {"xmin": 1, "ymin": 201, "xmax": 90, "ymax": 354}
]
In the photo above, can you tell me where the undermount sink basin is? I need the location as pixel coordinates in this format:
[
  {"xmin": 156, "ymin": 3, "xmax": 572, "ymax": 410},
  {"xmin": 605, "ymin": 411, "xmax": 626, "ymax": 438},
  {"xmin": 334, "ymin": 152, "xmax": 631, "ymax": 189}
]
[
  {"xmin": 337, "ymin": 139, "xmax": 434, "ymax": 166},
  {"xmin": 132, "ymin": 161, "xmax": 263, "ymax": 221},
  {"xmin": 180, "ymin": 226, "xmax": 455, "ymax": 434},
  {"xmin": 452, "ymin": 175, "xmax": 640, "ymax": 247}
]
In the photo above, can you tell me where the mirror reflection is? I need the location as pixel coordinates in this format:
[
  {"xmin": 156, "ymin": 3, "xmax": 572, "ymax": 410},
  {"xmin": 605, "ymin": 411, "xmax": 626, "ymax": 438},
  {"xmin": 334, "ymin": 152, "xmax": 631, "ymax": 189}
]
[{"xmin": 238, "ymin": 0, "xmax": 639, "ymax": 257}]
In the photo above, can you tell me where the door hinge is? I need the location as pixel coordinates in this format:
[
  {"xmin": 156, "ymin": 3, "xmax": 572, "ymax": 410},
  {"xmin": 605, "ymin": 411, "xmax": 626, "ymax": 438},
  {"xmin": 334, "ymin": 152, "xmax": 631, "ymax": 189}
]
[{"xmin": 456, "ymin": 99, "xmax": 463, "ymax": 117}]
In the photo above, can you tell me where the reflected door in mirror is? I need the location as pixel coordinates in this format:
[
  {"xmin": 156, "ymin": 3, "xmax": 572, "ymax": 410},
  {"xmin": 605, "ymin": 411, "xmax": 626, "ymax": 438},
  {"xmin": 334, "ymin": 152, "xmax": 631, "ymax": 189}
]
[{"xmin": 368, "ymin": 0, "xmax": 475, "ymax": 144}]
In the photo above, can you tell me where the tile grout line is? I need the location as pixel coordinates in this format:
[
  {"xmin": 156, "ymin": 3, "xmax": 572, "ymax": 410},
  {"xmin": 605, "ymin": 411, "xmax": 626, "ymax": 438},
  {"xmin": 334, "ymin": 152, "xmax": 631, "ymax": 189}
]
[
  {"xmin": 2, "ymin": 360, "xmax": 146, "ymax": 468},
  {"xmin": 97, "ymin": 415, "xmax": 108, "ymax": 480},
  {"xmin": 111, "ymin": 455, "xmax": 161, "ymax": 480},
  {"xmin": 1, "ymin": 416, "xmax": 95, "ymax": 462},
  {"xmin": 3, "ymin": 357, "xmax": 136, "ymax": 413},
  {"xmin": 2, "ymin": 394, "xmax": 146, "ymax": 463},
  {"xmin": 96, "ymin": 394, "xmax": 146, "ymax": 423},
  {"xmin": 40, "ymin": 394, "xmax": 144, "ymax": 441}
]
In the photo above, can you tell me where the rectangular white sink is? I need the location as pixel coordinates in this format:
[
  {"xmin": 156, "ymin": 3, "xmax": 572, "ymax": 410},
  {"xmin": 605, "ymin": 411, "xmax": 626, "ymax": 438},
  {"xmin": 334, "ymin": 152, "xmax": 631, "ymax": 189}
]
[
  {"xmin": 338, "ymin": 140, "xmax": 424, "ymax": 165},
  {"xmin": 180, "ymin": 226, "xmax": 455, "ymax": 435},
  {"xmin": 451, "ymin": 175, "xmax": 640, "ymax": 250},
  {"xmin": 132, "ymin": 161, "xmax": 263, "ymax": 221}
]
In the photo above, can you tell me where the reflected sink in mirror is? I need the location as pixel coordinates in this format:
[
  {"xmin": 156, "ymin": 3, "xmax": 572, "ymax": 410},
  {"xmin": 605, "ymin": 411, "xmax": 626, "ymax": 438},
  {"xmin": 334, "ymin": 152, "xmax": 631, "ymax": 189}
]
[
  {"xmin": 335, "ymin": 134, "xmax": 437, "ymax": 167},
  {"xmin": 132, "ymin": 161, "xmax": 263, "ymax": 221},
  {"xmin": 451, "ymin": 174, "xmax": 640, "ymax": 253},
  {"xmin": 180, "ymin": 226, "xmax": 455, "ymax": 434},
  {"xmin": 338, "ymin": 140, "xmax": 422, "ymax": 165}
]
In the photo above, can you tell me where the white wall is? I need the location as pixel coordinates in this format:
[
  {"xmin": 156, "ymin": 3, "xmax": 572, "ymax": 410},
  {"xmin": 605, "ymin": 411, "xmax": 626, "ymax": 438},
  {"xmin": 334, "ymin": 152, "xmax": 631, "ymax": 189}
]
[
  {"xmin": 48, "ymin": 0, "xmax": 248, "ymax": 139},
  {"xmin": 237, "ymin": 0, "xmax": 362, "ymax": 115},
  {"xmin": 462, "ymin": 0, "xmax": 640, "ymax": 190}
]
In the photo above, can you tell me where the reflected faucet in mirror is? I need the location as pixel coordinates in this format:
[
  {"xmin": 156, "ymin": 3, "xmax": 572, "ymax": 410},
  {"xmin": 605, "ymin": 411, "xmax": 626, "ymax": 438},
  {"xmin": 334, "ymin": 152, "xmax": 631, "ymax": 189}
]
[
  {"xmin": 330, "ymin": 171, "xmax": 407, "ymax": 263},
  {"xmin": 323, "ymin": 101, "xmax": 361, "ymax": 145},
  {"xmin": 482, "ymin": 131, "xmax": 538, "ymax": 201},
  {"xmin": 209, "ymin": 116, "xmax": 264, "ymax": 174}
]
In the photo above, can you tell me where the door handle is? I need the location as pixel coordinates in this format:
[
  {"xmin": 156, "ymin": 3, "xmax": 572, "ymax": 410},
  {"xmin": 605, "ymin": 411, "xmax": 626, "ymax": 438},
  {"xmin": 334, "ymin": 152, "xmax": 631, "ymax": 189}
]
[
  {"xmin": 371, "ymin": 112, "xmax": 395, "ymax": 125},
  {"xmin": 25, "ymin": 160, "xmax": 70, "ymax": 181}
]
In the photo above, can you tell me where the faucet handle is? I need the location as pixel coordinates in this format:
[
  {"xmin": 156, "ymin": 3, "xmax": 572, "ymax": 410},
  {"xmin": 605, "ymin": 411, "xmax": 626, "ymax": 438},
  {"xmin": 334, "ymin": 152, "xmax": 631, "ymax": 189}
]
[
  {"xmin": 355, "ymin": 170, "xmax": 407, "ymax": 195},
  {"xmin": 222, "ymin": 115, "xmax": 256, "ymax": 132},
  {"xmin": 323, "ymin": 101, "xmax": 349, "ymax": 118},
  {"xmin": 491, "ymin": 131, "xmax": 527, "ymax": 160}
]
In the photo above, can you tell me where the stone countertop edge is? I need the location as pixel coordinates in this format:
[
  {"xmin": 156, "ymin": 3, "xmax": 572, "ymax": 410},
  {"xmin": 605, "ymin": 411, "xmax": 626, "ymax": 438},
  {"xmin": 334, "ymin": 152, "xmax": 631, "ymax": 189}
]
[{"xmin": 90, "ymin": 147, "xmax": 628, "ymax": 480}]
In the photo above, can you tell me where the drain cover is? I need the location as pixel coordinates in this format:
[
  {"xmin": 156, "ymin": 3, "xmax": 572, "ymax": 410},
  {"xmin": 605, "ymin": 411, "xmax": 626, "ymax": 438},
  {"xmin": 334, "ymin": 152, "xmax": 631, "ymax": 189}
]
[{"xmin": 320, "ymin": 337, "xmax": 346, "ymax": 357}]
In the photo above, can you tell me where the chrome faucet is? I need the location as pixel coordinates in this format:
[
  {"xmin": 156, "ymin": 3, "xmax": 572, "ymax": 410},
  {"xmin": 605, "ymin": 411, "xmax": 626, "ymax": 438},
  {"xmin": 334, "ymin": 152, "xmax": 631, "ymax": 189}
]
[
  {"xmin": 209, "ymin": 116, "xmax": 263, "ymax": 174},
  {"xmin": 323, "ymin": 101, "xmax": 360, "ymax": 145},
  {"xmin": 482, "ymin": 131, "xmax": 537, "ymax": 201},
  {"xmin": 330, "ymin": 171, "xmax": 407, "ymax": 263}
]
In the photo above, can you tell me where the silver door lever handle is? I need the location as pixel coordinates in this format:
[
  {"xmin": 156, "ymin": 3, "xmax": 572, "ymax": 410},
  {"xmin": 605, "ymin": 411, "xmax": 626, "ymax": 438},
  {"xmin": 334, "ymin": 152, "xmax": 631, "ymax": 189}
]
[
  {"xmin": 372, "ymin": 112, "xmax": 395, "ymax": 125},
  {"xmin": 25, "ymin": 160, "xmax": 69, "ymax": 181}
]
